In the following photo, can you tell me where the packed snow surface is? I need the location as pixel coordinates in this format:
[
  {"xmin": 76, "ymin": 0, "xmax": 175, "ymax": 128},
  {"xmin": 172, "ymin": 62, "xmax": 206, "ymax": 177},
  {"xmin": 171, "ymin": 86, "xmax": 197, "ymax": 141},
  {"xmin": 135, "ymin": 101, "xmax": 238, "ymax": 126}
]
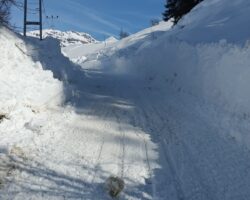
[{"xmin": 1, "ymin": 0, "xmax": 250, "ymax": 199}]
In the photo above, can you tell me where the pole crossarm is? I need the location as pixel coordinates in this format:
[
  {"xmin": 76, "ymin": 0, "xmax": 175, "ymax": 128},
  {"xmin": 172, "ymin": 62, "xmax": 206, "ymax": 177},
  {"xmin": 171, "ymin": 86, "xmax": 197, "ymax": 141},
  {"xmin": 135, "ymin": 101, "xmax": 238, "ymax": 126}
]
[{"xmin": 26, "ymin": 21, "xmax": 40, "ymax": 25}]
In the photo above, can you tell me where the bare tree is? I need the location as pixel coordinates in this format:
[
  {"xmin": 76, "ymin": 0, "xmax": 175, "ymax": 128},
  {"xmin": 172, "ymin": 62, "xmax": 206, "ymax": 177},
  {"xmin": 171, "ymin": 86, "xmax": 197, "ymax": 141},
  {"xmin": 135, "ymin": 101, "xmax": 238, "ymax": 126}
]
[{"xmin": 0, "ymin": 0, "xmax": 16, "ymax": 26}]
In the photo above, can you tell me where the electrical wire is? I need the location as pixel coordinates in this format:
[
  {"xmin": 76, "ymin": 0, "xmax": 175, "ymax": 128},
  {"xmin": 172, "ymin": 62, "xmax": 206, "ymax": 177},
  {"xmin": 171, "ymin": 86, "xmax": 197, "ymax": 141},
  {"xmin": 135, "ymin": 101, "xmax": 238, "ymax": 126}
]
[{"xmin": 13, "ymin": 0, "xmax": 52, "ymax": 32}]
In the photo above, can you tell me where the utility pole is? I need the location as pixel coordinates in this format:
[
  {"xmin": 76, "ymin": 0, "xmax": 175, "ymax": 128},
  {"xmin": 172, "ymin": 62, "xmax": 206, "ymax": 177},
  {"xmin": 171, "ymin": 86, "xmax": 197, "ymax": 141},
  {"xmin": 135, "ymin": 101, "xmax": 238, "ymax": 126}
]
[
  {"xmin": 23, "ymin": 0, "xmax": 43, "ymax": 40},
  {"xmin": 23, "ymin": 0, "xmax": 27, "ymax": 37},
  {"xmin": 39, "ymin": 0, "xmax": 42, "ymax": 40}
]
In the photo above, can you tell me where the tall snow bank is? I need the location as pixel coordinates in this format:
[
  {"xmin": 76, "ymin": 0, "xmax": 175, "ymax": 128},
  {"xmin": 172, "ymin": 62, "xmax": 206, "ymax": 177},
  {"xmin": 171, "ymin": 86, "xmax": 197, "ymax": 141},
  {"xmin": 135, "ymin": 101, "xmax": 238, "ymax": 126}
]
[
  {"xmin": 0, "ymin": 27, "xmax": 63, "ymax": 113},
  {"xmin": 130, "ymin": 38, "xmax": 250, "ymax": 115},
  {"xmin": 174, "ymin": 0, "xmax": 250, "ymax": 44}
]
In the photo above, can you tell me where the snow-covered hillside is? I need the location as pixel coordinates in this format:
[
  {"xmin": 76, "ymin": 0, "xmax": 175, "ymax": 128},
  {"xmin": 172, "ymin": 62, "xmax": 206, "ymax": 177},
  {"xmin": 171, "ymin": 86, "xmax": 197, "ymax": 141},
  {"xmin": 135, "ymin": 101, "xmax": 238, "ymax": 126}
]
[
  {"xmin": 1, "ymin": 0, "xmax": 250, "ymax": 199},
  {"xmin": 28, "ymin": 29, "xmax": 97, "ymax": 47}
]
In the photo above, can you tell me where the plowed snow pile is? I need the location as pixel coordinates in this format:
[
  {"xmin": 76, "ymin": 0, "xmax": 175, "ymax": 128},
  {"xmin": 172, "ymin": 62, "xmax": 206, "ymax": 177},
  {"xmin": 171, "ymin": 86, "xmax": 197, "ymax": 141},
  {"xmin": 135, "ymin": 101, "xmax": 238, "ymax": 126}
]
[
  {"xmin": 0, "ymin": 27, "xmax": 63, "ymax": 150},
  {"xmin": 0, "ymin": 27, "xmax": 63, "ymax": 111}
]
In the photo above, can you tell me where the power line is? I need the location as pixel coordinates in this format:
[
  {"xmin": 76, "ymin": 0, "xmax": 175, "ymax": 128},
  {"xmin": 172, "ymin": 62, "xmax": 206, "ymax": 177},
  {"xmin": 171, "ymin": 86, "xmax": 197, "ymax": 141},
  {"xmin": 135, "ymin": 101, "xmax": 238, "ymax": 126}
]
[
  {"xmin": 46, "ymin": 15, "xmax": 59, "ymax": 29},
  {"xmin": 41, "ymin": 0, "xmax": 47, "ymax": 16},
  {"xmin": 42, "ymin": 0, "xmax": 60, "ymax": 29},
  {"xmin": 14, "ymin": 0, "xmax": 59, "ymax": 36}
]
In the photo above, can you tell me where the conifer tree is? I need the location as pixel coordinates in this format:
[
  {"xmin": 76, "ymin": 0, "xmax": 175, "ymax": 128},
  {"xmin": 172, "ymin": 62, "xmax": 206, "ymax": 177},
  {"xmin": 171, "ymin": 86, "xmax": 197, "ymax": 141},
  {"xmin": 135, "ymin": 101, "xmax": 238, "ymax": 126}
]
[
  {"xmin": 163, "ymin": 0, "xmax": 203, "ymax": 24},
  {"xmin": 119, "ymin": 29, "xmax": 129, "ymax": 39},
  {"xmin": 163, "ymin": 0, "xmax": 178, "ymax": 23}
]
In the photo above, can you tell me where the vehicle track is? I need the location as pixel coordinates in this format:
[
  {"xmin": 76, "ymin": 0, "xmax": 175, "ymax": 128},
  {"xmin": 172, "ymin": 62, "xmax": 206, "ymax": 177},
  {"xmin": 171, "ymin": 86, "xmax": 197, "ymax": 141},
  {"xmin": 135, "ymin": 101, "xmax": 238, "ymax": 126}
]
[
  {"xmin": 139, "ymin": 89, "xmax": 216, "ymax": 200},
  {"xmin": 90, "ymin": 107, "xmax": 113, "ymax": 185},
  {"xmin": 133, "ymin": 89, "xmax": 186, "ymax": 200}
]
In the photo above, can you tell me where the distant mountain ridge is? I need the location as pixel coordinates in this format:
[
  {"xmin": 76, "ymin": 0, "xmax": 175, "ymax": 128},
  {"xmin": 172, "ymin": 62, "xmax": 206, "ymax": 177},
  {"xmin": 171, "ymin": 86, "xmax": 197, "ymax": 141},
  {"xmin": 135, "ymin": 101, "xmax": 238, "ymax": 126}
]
[{"xmin": 27, "ymin": 29, "xmax": 98, "ymax": 47}]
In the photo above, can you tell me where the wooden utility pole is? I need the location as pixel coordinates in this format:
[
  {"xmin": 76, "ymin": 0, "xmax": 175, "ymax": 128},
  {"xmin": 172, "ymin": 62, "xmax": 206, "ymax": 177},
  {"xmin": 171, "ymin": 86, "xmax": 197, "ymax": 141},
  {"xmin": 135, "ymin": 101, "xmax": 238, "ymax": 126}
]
[{"xmin": 23, "ymin": 0, "xmax": 43, "ymax": 40}]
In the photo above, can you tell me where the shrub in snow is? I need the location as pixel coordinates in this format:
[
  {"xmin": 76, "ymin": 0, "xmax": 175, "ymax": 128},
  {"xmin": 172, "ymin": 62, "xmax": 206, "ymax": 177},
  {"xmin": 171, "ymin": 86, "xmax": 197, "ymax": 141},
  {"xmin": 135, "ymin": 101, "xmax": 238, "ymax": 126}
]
[
  {"xmin": 105, "ymin": 176, "xmax": 125, "ymax": 198},
  {"xmin": 119, "ymin": 29, "xmax": 129, "ymax": 40},
  {"xmin": 0, "ymin": 113, "xmax": 8, "ymax": 122}
]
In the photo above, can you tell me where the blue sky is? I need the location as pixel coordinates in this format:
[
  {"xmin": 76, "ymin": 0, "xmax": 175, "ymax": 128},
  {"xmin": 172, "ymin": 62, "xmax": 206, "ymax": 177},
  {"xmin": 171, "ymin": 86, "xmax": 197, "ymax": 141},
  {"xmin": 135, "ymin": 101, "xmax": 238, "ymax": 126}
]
[{"xmin": 11, "ymin": 0, "xmax": 165, "ymax": 40}]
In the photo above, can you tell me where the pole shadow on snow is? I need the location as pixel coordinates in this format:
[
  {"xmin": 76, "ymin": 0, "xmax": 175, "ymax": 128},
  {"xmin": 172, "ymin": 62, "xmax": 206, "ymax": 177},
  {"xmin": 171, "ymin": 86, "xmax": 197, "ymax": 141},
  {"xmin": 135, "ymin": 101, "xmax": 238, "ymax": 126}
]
[
  {"xmin": 0, "ymin": 146, "xmax": 155, "ymax": 200},
  {"xmin": 0, "ymin": 150, "xmax": 104, "ymax": 199}
]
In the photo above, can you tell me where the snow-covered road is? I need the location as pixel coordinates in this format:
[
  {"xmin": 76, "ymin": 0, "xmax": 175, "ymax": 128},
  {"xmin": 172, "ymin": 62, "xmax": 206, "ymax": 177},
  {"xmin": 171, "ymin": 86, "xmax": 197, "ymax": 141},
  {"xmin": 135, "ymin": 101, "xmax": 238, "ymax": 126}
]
[{"xmin": 1, "ymin": 67, "xmax": 250, "ymax": 200}]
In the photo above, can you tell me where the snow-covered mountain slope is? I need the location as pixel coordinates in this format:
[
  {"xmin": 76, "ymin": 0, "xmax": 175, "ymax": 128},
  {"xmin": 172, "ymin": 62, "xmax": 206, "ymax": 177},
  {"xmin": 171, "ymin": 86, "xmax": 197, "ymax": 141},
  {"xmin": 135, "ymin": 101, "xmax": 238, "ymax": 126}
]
[{"xmin": 28, "ymin": 29, "xmax": 97, "ymax": 47}]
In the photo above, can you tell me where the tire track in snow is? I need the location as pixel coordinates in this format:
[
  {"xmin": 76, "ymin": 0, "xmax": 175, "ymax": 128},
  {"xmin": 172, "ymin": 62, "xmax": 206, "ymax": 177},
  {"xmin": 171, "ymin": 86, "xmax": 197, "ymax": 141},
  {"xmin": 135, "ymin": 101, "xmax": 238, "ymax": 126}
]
[
  {"xmin": 31, "ymin": 94, "xmax": 113, "ymax": 189},
  {"xmin": 152, "ymin": 95, "xmax": 217, "ymax": 200},
  {"xmin": 90, "ymin": 107, "xmax": 113, "ymax": 185},
  {"xmin": 154, "ymin": 106, "xmax": 213, "ymax": 200},
  {"xmin": 127, "ymin": 92, "xmax": 158, "ymax": 199},
  {"xmin": 134, "ymin": 89, "xmax": 186, "ymax": 200},
  {"xmin": 111, "ymin": 83, "xmax": 149, "ymax": 198},
  {"xmin": 113, "ymin": 109, "xmax": 126, "ymax": 179},
  {"xmin": 113, "ymin": 105, "xmax": 154, "ymax": 199},
  {"xmin": 115, "ymin": 86, "xmax": 160, "ymax": 199},
  {"xmin": 141, "ymin": 89, "xmax": 216, "ymax": 200},
  {"xmin": 66, "ymin": 96, "xmax": 113, "ymax": 186}
]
